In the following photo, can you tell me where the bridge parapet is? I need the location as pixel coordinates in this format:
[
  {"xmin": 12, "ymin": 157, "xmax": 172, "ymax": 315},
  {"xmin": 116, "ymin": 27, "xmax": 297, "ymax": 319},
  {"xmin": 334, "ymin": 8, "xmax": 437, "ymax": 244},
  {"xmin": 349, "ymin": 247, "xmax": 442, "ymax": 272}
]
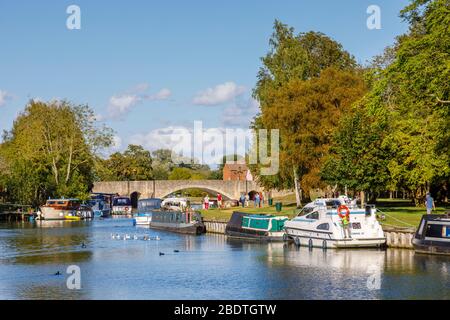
[{"xmin": 92, "ymin": 180, "xmax": 291, "ymax": 200}]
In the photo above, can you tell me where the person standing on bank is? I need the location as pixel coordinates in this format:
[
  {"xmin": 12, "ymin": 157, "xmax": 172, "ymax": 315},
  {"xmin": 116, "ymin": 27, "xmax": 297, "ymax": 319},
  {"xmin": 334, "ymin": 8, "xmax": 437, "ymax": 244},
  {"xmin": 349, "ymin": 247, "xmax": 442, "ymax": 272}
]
[
  {"xmin": 204, "ymin": 195, "xmax": 210, "ymax": 210},
  {"xmin": 217, "ymin": 193, "xmax": 223, "ymax": 209},
  {"xmin": 240, "ymin": 194, "xmax": 246, "ymax": 208},
  {"xmin": 425, "ymin": 193, "xmax": 435, "ymax": 215},
  {"xmin": 254, "ymin": 193, "xmax": 260, "ymax": 208}
]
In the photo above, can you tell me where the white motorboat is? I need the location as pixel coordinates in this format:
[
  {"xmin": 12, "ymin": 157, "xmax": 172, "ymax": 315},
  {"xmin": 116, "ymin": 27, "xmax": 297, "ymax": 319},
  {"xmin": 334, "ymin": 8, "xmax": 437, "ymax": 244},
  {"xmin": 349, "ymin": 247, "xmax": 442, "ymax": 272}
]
[
  {"xmin": 284, "ymin": 197, "xmax": 386, "ymax": 249},
  {"xmin": 112, "ymin": 196, "xmax": 132, "ymax": 215},
  {"xmin": 160, "ymin": 197, "xmax": 190, "ymax": 212},
  {"xmin": 133, "ymin": 198, "xmax": 162, "ymax": 226}
]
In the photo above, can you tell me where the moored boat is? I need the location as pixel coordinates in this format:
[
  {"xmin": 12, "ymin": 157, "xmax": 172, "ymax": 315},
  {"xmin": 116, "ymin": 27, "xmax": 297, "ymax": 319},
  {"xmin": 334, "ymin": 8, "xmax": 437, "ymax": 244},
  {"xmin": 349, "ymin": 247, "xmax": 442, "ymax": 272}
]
[
  {"xmin": 133, "ymin": 198, "xmax": 162, "ymax": 226},
  {"xmin": 284, "ymin": 198, "xmax": 386, "ymax": 249},
  {"xmin": 225, "ymin": 212, "xmax": 289, "ymax": 241},
  {"xmin": 88, "ymin": 193, "xmax": 113, "ymax": 218},
  {"xmin": 412, "ymin": 213, "xmax": 450, "ymax": 255},
  {"xmin": 112, "ymin": 196, "xmax": 132, "ymax": 215},
  {"xmin": 150, "ymin": 210, "xmax": 206, "ymax": 235},
  {"xmin": 38, "ymin": 199, "xmax": 93, "ymax": 221},
  {"xmin": 161, "ymin": 197, "xmax": 190, "ymax": 211}
]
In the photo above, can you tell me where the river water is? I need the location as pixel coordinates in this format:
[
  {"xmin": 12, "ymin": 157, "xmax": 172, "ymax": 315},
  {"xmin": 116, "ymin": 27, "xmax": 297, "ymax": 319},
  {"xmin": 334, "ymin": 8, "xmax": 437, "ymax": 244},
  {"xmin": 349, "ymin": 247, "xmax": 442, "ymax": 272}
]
[{"xmin": 0, "ymin": 218, "xmax": 449, "ymax": 300}]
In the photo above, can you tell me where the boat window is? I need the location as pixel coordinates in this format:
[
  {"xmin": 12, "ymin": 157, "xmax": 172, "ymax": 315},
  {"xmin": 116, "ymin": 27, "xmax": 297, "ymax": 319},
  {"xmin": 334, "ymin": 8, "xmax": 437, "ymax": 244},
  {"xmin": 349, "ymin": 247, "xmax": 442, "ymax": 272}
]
[
  {"xmin": 425, "ymin": 224, "xmax": 445, "ymax": 238},
  {"xmin": 444, "ymin": 226, "xmax": 450, "ymax": 238},
  {"xmin": 306, "ymin": 212, "xmax": 319, "ymax": 220},
  {"xmin": 113, "ymin": 198, "xmax": 131, "ymax": 206},
  {"xmin": 417, "ymin": 219, "xmax": 426, "ymax": 237},
  {"xmin": 297, "ymin": 207, "xmax": 315, "ymax": 217},
  {"xmin": 325, "ymin": 200, "xmax": 340, "ymax": 208},
  {"xmin": 317, "ymin": 223, "xmax": 329, "ymax": 230}
]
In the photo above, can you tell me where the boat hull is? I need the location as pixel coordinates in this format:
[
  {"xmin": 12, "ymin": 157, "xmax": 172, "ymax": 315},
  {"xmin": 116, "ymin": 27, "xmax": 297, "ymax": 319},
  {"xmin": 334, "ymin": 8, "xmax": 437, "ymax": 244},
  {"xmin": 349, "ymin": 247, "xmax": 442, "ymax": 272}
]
[
  {"xmin": 149, "ymin": 221, "xmax": 206, "ymax": 235},
  {"xmin": 285, "ymin": 227, "xmax": 385, "ymax": 249},
  {"xmin": 39, "ymin": 207, "xmax": 74, "ymax": 220},
  {"xmin": 412, "ymin": 239, "xmax": 450, "ymax": 256},
  {"xmin": 226, "ymin": 230, "xmax": 285, "ymax": 242},
  {"xmin": 134, "ymin": 216, "xmax": 152, "ymax": 226}
]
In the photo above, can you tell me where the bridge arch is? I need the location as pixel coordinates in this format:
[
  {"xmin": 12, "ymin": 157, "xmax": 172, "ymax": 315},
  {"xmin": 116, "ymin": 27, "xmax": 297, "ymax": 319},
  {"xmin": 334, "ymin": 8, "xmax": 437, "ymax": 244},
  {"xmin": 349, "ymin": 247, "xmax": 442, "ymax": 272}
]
[
  {"xmin": 157, "ymin": 185, "xmax": 235, "ymax": 200},
  {"xmin": 92, "ymin": 180, "xmax": 292, "ymax": 201}
]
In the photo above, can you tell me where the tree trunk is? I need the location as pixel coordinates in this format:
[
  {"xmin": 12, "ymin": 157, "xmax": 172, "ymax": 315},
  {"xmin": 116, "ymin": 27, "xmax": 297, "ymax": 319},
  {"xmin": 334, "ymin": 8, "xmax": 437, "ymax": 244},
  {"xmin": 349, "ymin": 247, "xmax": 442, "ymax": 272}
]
[
  {"xmin": 293, "ymin": 167, "xmax": 302, "ymax": 208},
  {"xmin": 360, "ymin": 191, "xmax": 365, "ymax": 209}
]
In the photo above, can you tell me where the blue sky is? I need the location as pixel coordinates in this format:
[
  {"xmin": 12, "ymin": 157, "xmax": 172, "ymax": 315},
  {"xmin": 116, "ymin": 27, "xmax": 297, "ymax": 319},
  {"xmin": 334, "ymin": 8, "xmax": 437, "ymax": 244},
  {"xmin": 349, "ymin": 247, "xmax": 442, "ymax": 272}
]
[{"xmin": 0, "ymin": 0, "xmax": 410, "ymax": 155}]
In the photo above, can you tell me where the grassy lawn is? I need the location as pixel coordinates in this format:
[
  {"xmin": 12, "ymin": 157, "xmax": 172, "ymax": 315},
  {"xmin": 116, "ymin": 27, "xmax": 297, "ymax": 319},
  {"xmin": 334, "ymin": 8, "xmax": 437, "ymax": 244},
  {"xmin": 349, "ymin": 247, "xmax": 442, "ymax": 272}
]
[
  {"xmin": 375, "ymin": 198, "xmax": 448, "ymax": 229},
  {"xmin": 200, "ymin": 204, "xmax": 298, "ymax": 221},
  {"xmin": 199, "ymin": 197, "xmax": 449, "ymax": 229}
]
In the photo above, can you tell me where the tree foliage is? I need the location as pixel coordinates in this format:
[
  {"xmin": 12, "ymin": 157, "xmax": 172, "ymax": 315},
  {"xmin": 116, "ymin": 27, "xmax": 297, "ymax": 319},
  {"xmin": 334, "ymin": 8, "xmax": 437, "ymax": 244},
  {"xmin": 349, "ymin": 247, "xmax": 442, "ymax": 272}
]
[
  {"xmin": 251, "ymin": 20, "xmax": 364, "ymax": 204},
  {"xmin": 99, "ymin": 145, "xmax": 154, "ymax": 181},
  {"xmin": 323, "ymin": 0, "xmax": 449, "ymax": 204},
  {"xmin": 0, "ymin": 100, "xmax": 113, "ymax": 205}
]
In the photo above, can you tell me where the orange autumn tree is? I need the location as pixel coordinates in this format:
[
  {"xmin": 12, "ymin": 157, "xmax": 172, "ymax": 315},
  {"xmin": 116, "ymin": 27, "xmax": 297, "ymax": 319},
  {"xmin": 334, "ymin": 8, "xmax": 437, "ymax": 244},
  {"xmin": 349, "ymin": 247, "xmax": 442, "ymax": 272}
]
[{"xmin": 251, "ymin": 21, "xmax": 367, "ymax": 206}]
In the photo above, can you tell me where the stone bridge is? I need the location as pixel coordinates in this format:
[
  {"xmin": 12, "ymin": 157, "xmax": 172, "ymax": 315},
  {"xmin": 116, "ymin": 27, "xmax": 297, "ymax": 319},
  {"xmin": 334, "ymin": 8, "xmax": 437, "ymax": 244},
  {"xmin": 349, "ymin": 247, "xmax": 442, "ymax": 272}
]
[{"xmin": 92, "ymin": 180, "xmax": 291, "ymax": 201}]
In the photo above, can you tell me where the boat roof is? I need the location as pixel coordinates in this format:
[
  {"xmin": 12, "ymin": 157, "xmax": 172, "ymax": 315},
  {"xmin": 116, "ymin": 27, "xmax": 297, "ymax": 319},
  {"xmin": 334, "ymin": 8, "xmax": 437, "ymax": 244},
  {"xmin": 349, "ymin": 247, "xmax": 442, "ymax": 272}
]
[
  {"xmin": 233, "ymin": 212, "xmax": 288, "ymax": 219},
  {"xmin": 139, "ymin": 198, "xmax": 162, "ymax": 202},
  {"xmin": 421, "ymin": 214, "xmax": 450, "ymax": 221},
  {"xmin": 162, "ymin": 197, "xmax": 189, "ymax": 202}
]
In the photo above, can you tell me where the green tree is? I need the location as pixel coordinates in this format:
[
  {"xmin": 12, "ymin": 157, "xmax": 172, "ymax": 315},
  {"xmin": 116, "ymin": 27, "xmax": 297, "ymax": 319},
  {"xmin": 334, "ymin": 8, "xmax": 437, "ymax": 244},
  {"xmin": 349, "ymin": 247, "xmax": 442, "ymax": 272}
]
[
  {"xmin": 151, "ymin": 149, "xmax": 175, "ymax": 180},
  {"xmin": 0, "ymin": 100, "xmax": 113, "ymax": 205},
  {"xmin": 252, "ymin": 21, "xmax": 364, "ymax": 206},
  {"xmin": 320, "ymin": 98, "xmax": 391, "ymax": 201},
  {"xmin": 104, "ymin": 145, "xmax": 153, "ymax": 181},
  {"xmin": 168, "ymin": 167, "xmax": 192, "ymax": 180},
  {"xmin": 323, "ymin": 0, "xmax": 450, "ymax": 205}
]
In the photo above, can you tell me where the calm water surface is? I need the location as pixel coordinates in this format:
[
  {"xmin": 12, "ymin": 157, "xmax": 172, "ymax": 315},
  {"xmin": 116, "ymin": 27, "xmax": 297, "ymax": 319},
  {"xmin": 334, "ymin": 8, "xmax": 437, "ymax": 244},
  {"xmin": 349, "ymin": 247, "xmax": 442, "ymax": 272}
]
[{"xmin": 0, "ymin": 218, "xmax": 449, "ymax": 300}]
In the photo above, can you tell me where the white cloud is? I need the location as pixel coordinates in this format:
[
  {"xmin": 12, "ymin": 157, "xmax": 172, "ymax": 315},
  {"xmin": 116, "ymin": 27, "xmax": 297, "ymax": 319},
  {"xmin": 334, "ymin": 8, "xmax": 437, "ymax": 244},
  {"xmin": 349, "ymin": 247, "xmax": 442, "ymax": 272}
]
[
  {"xmin": 150, "ymin": 88, "xmax": 171, "ymax": 100},
  {"xmin": 193, "ymin": 82, "xmax": 246, "ymax": 106},
  {"xmin": 107, "ymin": 84, "xmax": 172, "ymax": 119},
  {"xmin": 222, "ymin": 98, "xmax": 260, "ymax": 127},
  {"xmin": 130, "ymin": 126, "xmax": 189, "ymax": 152},
  {"xmin": 129, "ymin": 123, "xmax": 253, "ymax": 166},
  {"xmin": 0, "ymin": 90, "xmax": 12, "ymax": 107},
  {"xmin": 108, "ymin": 94, "xmax": 140, "ymax": 118}
]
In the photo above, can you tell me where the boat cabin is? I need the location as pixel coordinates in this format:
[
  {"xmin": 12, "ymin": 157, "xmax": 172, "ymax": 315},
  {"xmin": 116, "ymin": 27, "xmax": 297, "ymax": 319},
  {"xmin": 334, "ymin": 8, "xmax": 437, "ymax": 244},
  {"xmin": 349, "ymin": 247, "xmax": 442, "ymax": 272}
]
[
  {"xmin": 44, "ymin": 199, "xmax": 81, "ymax": 209},
  {"xmin": 138, "ymin": 198, "xmax": 162, "ymax": 213},
  {"xmin": 413, "ymin": 214, "xmax": 450, "ymax": 255},
  {"xmin": 161, "ymin": 197, "xmax": 190, "ymax": 211},
  {"xmin": 112, "ymin": 196, "xmax": 132, "ymax": 214}
]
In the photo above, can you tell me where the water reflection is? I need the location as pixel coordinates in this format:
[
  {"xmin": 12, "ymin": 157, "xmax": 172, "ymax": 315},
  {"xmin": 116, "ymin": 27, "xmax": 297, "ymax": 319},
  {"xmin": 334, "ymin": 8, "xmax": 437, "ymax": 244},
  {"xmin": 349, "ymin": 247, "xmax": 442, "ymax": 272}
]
[
  {"xmin": 0, "ymin": 220, "xmax": 449, "ymax": 300},
  {"xmin": 1, "ymin": 220, "xmax": 93, "ymax": 265}
]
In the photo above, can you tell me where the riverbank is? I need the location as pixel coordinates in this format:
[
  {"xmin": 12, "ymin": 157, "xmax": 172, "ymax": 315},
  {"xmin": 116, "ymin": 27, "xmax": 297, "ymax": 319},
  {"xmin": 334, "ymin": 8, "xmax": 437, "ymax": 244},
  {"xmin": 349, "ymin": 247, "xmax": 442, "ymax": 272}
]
[{"xmin": 199, "ymin": 198, "xmax": 449, "ymax": 229}]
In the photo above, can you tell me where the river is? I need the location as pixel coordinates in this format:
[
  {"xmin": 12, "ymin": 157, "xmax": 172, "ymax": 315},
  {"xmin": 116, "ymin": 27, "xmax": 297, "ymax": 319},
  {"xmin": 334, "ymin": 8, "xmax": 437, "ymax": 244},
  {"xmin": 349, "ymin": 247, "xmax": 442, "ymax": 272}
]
[{"xmin": 0, "ymin": 218, "xmax": 449, "ymax": 300}]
